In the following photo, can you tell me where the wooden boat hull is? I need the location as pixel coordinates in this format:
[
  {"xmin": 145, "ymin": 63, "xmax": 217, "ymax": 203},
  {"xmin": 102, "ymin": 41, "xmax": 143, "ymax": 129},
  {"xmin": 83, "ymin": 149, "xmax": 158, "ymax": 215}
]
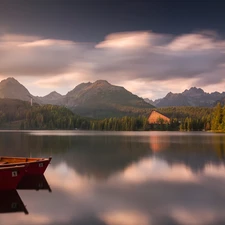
[
  {"xmin": 0, "ymin": 157, "xmax": 51, "ymax": 175},
  {"xmin": 0, "ymin": 189, "xmax": 28, "ymax": 214},
  {"xmin": 0, "ymin": 165, "xmax": 26, "ymax": 190}
]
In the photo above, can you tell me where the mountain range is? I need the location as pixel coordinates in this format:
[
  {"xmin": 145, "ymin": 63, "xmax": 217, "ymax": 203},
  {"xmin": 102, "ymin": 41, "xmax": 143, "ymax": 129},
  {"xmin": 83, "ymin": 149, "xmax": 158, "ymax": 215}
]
[
  {"xmin": 148, "ymin": 87, "xmax": 225, "ymax": 107},
  {"xmin": 0, "ymin": 78, "xmax": 153, "ymax": 118},
  {"xmin": 0, "ymin": 78, "xmax": 224, "ymax": 118}
]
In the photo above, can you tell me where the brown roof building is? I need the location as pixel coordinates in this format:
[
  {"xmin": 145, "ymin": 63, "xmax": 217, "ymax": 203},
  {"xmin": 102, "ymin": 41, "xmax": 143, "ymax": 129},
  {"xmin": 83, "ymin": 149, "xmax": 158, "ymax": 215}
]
[{"xmin": 148, "ymin": 110, "xmax": 170, "ymax": 124}]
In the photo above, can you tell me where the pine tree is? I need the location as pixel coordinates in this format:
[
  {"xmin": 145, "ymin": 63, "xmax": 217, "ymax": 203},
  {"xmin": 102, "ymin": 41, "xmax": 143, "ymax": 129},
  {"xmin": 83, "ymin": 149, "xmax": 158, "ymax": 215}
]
[{"xmin": 211, "ymin": 103, "xmax": 223, "ymax": 130}]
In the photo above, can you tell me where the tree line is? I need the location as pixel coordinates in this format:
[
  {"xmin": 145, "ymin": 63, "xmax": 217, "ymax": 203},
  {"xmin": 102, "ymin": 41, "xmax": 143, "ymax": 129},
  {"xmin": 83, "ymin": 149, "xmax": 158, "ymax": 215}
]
[
  {"xmin": 19, "ymin": 105, "xmax": 216, "ymax": 131},
  {"xmin": 210, "ymin": 103, "xmax": 225, "ymax": 131},
  {"xmin": 0, "ymin": 99, "xmax": 224, "ymax": 132}
]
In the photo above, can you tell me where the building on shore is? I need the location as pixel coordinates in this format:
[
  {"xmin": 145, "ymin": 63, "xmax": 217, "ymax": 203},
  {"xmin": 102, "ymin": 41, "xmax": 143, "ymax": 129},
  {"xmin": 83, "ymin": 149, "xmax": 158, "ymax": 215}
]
[{"xmin": 148, "ymin": 110, "xmax": 170, "ymax": 124}]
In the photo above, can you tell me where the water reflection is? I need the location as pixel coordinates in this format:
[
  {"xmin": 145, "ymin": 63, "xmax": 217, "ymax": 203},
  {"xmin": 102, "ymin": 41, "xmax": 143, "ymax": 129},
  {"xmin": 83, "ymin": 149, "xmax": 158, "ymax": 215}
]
[
  {"xmin": 213, "ymin": 135, "xmax": 225, "ymax": 159},
  {"xmin": 1, "ymin": 131, "xmax": 225, "ymax": 224},
  {"xmin": 150, "ymin": 133, "xmax": 225, "ymax": 173},
  {"xmin": 0, "ymin": 189, "xmax": 28, "ymax": 214},
  {"xmin": 17, "ymin": 175, "xmax": 52, "ymax": 192},
  {"xmin": 23, "ymin": 161, "xmax": 225, "ymax": 225},
  {"xmin": 149, "ymin": 134, "xmax": 170, "ymax": 152},
  {"xmin": 0, "ymin": 174, "xmax": 51, "ymax": 217},
  {"xmin": 0, "ymin": 132, "xmax": 152, "ymax": 179},
  {"xmin": 1, "ymin": 131, "xmax": 224, "ymax": 177}
]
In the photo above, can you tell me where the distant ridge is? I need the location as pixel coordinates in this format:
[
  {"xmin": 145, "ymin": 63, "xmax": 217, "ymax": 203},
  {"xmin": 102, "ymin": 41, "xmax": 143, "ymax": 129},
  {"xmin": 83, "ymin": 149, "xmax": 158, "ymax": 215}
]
[
  {"xmin": 215, "ymin": 96, "xmax": 225, "ymax": 106},
  {"xmin": 155, "ymin": 92, "xmax": 189, "ymax": 107},
  {"xmin": 36, "ymin": 91, "xmax": 64, "ymax": 105},
  {"xmin": 144, "ymin": 98, "xmax": 155, "ymax": 106},
  {"xmin": 154, "ymin": 87, "xmax": 225, "ymax": 107},
  {"xmin": 44, "ymin": 91, "xmax": 63, "ymax": 99}
]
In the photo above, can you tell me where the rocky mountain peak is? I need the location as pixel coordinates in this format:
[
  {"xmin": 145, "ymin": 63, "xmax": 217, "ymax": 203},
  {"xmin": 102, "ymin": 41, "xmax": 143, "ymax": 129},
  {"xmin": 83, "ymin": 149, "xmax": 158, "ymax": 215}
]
[
  {"xmin": 44, "ymin": 91, "xmax": 62, "ymax": 99},
  {"xmin": 166, "ymin": 92, "xmax": 175, "ymax": 97},
  {"xmin": 94, "ymin": 80, "xmax": 110, "ymax": 85},
  {"xmin": 182, "ymin": 87, "xmax": 205, "ymax": 96},
  {"xmin": 0, "ymin": 77, "xmax": 31, "ymax": 101},
  {"xmin": 1, "ymin": 77, "xmax": 20, "ymax": 85}
]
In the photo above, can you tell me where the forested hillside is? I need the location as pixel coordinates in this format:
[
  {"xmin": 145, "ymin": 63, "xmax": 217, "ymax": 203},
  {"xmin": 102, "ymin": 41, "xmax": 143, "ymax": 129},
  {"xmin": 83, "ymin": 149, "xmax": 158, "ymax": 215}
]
[
  {"xmin": 156, "ymin": 107, "xmax": 213, "ymax": 131},
  {"xmin": 0, "ymin": 99, "xmax": 224, "ymax": 132},
  {"xmin": 0, "ymin": 99, "xmax": 35, "ymax": 125},
  {"xmin": 0, "ymin": 99, "xmax": 89, "ymax": 130}
]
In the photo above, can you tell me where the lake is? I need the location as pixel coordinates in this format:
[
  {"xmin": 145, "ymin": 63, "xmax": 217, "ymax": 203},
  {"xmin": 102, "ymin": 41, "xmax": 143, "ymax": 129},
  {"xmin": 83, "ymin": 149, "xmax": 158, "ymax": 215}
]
[{"xmin": 0, "ymin": 131, "xmax": 225, "ymax": 225}]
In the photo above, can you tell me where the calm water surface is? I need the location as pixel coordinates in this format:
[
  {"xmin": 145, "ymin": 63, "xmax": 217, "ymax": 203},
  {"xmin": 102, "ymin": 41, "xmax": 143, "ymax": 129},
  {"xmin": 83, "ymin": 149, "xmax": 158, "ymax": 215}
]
[{"xmin": 0, "ymin": 131, "xmax": 225, "ymax": 225}]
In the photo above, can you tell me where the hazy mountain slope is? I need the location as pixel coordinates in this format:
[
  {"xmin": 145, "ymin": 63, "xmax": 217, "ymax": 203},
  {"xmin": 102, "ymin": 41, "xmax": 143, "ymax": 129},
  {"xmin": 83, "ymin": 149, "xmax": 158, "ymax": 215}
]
[
  {"xmin": 0, "ymin": 77, "xmax": 32, "ymax": 101},
  {"xmin": 155, "ymin": 87, "xmax": 225, "ymax": 107},
  {"xmin": 144, "ymin": 98, "xmax": 155, "ymax": 106},
  {"xmin": 66, "ymin": 80, "xmax": 151, "ymax": 107},
  {"xmin": 215, "ymin": 96, "xmax": 225, "ymax": 106},
  {"xmin": 156, "ymin": 92, "xmax": 190, "ymax": 107},
  {"xmin": 182, "ymin": 87, "xmax": 225, "ymax": 106},
  {"xmin": 36, "ymin": 91, "xmax": 64, "ymax": 105},
  {"xmin": 64, "ymin": 80, "xmax": 154, "ymax": 117}
]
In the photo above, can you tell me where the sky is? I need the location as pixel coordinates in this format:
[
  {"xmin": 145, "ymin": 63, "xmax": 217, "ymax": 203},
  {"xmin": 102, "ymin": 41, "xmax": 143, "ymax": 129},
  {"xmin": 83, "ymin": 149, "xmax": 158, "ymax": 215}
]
[{"xmin": 0, "ymin": 0, "xmax": 225, "ymax": 99}]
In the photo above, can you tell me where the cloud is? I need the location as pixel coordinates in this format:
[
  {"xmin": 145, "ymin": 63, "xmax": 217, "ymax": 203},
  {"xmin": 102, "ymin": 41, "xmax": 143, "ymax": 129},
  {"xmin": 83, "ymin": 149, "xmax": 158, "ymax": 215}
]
[
  {"xmin": 91, "ymin": 33, "xmax": 225, "ymax": 85},
  {"xmin": 171, "ymin": 208, "xmax": 218, "ymax": 225},
  {"xmin": 95, "ymin": 31, "xmax": 171, "ymax": 49},
  {"xmin": 109, "ymin": 157, "xmax": 198, "ymax": 185},
  {"xmin": 100, "ymin": 210, "xmax": 150, "ymax": 225},
  {"xmin": 0, "ymin": 31, "xmax": 225, "ymax": 98},
  {"xmin": 18, "ymin": 39, "xmax": 75, "ymax": 48},
  {"xmin": 46, "ymin": 163, "xmax": 94, "ymax": 194},
  {"xmin": 167, "ymin": 33, "xmax": 225, "ymax": 51},
  {"xmin": 0, "ymin": 34, "xmax": 88, "ymax": 76},
  {"xmin": 0, "ymin": 34, "xmax": 41, "ymax": 44},
  {"xmin": 0, "ymin": 214, "xmax": 51, "ymax": 225}
]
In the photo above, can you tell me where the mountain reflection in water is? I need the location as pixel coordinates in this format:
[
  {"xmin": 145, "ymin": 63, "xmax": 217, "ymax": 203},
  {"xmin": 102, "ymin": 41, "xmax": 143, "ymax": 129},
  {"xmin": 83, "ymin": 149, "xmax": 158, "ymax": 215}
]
[{"xmin": 0, "ymin": 131, "xmax": 225, "ymax": 225}]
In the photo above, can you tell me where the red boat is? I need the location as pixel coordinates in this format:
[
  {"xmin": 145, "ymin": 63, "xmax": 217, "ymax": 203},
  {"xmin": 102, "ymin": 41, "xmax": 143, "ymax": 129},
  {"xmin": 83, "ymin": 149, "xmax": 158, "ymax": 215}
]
[
  {"xmin": 0, "ymin": 157, "xmax": 52, "ymax": 175},
  {"xmin": 0, "ymin": 165, "xmax": 26, "ymax": 190}
]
